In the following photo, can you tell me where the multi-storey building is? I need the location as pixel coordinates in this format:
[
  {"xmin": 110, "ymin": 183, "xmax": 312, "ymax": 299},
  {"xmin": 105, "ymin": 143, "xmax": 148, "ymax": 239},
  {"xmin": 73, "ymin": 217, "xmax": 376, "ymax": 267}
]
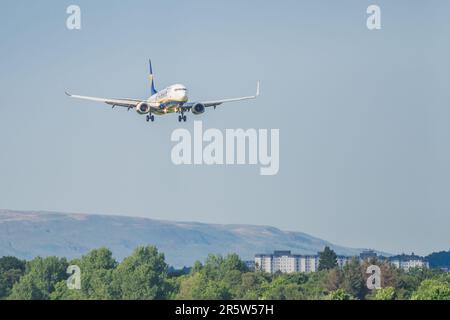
[
  {"xmin": 255, "ymin": 251, "xmax": 299, "ymax": 273},
  {"xmin": 255, "ymin": 251, "xmax": 351, "ymax": 274},
  {"xmin": 388, "ymin": 254, "xmax": 429, "ymax": 271},
  {"xmin": 255, "ymin": 250, "xmax": 430, "ymax": 274},
  {"xmin": 337, "ymin": 255, "xmax": 353, "ymax": 268}
]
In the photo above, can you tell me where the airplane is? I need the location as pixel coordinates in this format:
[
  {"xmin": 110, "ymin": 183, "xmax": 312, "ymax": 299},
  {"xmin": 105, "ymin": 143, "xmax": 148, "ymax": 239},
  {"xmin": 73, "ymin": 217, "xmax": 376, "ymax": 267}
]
[{"xmin": 66, "ymin": 60, "xmax": 260, "ymax": 123}]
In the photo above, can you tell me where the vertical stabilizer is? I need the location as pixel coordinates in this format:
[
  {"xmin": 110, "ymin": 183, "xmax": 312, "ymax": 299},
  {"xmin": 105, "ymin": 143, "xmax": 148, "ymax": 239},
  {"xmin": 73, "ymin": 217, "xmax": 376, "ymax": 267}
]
[{"xmin": 149, "ymin": 59, "xmax": 158, "ymax": 95}]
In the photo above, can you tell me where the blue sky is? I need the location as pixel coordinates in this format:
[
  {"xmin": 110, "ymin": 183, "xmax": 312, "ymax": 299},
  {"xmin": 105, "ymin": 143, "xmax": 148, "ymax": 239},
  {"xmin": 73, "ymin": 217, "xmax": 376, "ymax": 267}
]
[{"xmin": 0, "ymin": 0, "xmax": 449, "ymax": 255}]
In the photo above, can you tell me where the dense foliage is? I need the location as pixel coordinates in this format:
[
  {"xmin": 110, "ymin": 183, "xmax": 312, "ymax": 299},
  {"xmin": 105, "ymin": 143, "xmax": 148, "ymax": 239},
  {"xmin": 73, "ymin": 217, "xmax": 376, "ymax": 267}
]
[
  {"xmin": 426, "ymin": 251, "xmax": 450, "ymax": 270},
  {"xmin": 0, "ymin": 247, "xmax": 449, "ymax": 300},
  {"xmin": 318, "ymin": 246, "xmax": 338, "ymax": 271}
]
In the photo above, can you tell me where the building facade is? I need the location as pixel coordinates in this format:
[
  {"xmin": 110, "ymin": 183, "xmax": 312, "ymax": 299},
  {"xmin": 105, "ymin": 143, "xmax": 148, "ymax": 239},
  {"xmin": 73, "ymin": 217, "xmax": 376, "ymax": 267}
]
[
  {"xmin": 255, "ymin": 251, "xmax": 429, "ymax": 274},
  {"xmin": 255, "ymin": 251, "xmax": 352, "ymax": 274},
  {"xmin": 388, "ymin": 254, "xmax": 429, "ymax": 271},
  {"xmin": 255, "ymin": 251, "xmax": 301, "ymax": 274},
  {"xmin": 337, "ymin": 255, "xmax": 352, "ymax": 268}
]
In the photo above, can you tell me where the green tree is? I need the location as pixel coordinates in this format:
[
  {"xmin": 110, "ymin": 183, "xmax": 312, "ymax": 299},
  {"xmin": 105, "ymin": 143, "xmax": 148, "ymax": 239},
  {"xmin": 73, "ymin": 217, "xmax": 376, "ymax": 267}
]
[
  {"xmin": 77, "ymin": 248, "xmax": 117, "ymax": 299},
  {"xmin": 7, "ymin": 274, "xmax": 42, "ymax": 300},
  {"xmin": 318, "ymin": 247, "xmax": 338, "ymax": 271},
  {"xmin": 411, "ymin": 279, "xmax": 450, "ymax": 300},
  {"xmin": 200, "ymin": 254, "xmax": 247, "ymax": 280},
  {"xmin": 176, "ymin": 254, "xmax": 249, "ymax": 300},
  {"xmin": 0, "ymin": 256, "xmax": 26, "ymax": 299},
  {"xmin": 261, "ymin": 276, "xmax": 305, "ymax": 300},
  {"xmin": 236, "ymin": 272, "xmax": 270, "ymax": 299},
  {"xmin": 325, "ymin": 288, "xmax": 355, "ymax": 300},
  {"xmin": 49, "ymin": 281, "xmax": 85, "ymax": 300},
  {"xmin": 379, "ymin": 261, "xmax": 400, "ymax": 289},
  {"xmin": 112, "ymin": 246, "xmax": 169, "ymax": 300},
  {"xmin": 0, "ymin": 256, "xmax": 26, "ymax": 271},
  {"xmin": 8, "ymin": 256, "xmax": 68, "ymax": 300},
  {"xmin": 342, "ymin": 257, "xmax": 366, "ymax": 299},
  {"xmin": 323, "ymin": 268, "xmax": 343, "ymax": 292},
  {"xmin": 176, "ymin": 273, "xmax": 206, "ymax": 299},
  {"xmin": 176, "ymin": 272, "xmax": 231, "ymax": 299},
  {"xmin": 374, "ymin": 287, "xmax": 396, "ymax": 300},
  {"xmin": 191, "ymin": 261, "xmax": 203, "ymax": 274},
  {"xmin": 298, "ymin": 271, "xmax": 329, "ymax": 300},
  {"xmin": 49, "ymin": 248, "xmax": 118, "ymax": 300}
]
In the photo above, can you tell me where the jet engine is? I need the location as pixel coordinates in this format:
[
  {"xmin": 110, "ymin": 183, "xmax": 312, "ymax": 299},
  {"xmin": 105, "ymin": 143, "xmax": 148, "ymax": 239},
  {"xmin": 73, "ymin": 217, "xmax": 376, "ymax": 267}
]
[
  {"xmin": 136, "ymin": 102, "xmax": 150, "ymax": 114},
  {"xmin": 191, "ymin": 103, "xmax": 205, "ymax": 115}
]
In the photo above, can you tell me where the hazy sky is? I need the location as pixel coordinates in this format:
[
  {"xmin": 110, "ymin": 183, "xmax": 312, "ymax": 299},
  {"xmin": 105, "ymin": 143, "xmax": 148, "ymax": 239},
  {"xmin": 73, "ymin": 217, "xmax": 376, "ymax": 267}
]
[{"xmin": 1, "ymin": 0, "xmax": 449, "ymax": 255}]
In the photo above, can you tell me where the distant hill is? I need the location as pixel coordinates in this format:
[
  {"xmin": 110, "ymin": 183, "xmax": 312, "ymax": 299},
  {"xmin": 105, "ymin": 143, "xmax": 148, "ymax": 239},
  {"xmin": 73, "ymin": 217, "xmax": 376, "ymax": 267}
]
[{"xmin": 0, "ymin": 210, "xmax": 378, "ymax": 268}]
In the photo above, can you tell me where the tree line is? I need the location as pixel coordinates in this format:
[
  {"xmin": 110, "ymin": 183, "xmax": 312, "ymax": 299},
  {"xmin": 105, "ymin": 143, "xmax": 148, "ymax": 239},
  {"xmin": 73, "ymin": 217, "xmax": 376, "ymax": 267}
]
[{"xmin": 0, "ymin": 246, "xmax": 449, "ymax": 300}]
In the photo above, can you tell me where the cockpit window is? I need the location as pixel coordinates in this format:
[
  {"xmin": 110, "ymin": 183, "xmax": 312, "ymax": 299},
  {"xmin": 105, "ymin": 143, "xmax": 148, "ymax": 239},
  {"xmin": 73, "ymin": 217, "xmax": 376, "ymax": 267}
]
[{"xmin": 175, "ymin": 88, "xmax": 187, "ymax": 91}]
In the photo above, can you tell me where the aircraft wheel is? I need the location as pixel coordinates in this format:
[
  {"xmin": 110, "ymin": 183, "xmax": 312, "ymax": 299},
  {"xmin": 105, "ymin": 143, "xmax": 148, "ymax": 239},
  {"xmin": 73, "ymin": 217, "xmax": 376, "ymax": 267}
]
[
  {"xmin": 178, "ymin": 115, "xmax": 182, "ymax": 122},
  {"xmin": 183, "ymin": 116, "xmax": 187, "ymax": 122},
  {"xmin": 151, "ymin": 115, "xmax": 155, "ymax": 122},
  {"xmin": 146, "ymin": 115, "xmax": 150, "ymax": 122}
]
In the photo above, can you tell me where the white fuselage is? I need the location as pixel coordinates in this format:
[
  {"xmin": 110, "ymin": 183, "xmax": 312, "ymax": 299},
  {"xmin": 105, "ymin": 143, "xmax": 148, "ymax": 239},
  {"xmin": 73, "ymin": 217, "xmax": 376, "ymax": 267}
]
[{"xmin": 148, "ymin": 84, "xmax": 188, "ymax": 115}]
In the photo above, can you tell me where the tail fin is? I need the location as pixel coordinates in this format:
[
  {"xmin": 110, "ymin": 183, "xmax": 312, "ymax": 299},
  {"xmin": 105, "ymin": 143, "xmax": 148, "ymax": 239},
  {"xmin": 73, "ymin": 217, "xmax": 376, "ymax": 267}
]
[{"xmin": 149, "ymin": 59, "xmax": 158, "ymax": 95}]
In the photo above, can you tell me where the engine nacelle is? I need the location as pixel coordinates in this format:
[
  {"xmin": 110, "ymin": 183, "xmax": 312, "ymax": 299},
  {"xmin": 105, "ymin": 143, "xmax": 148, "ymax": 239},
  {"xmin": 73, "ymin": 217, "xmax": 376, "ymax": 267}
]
[
  {"xmin": 192, "ymin": 103, "xmax": 205, "ymax": 115},
  {"xmin": 136, "ymin": 102, "xmax": 150, "ymax": 114}
]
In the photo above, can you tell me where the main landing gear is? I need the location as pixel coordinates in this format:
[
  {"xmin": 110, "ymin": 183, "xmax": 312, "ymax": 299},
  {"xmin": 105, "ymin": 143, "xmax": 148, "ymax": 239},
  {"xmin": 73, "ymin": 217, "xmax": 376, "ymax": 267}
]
[
  {"xmin": 178, "ymin": 113, "xmax": 187, "ymax": 122},
  {"xmin": 146, "ymin": 114, "xmax": 155, "ymax": 122}
]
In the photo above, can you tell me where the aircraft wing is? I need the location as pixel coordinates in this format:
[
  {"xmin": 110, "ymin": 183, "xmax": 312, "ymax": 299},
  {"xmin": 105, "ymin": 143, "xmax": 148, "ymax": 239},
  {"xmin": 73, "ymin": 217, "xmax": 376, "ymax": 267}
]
[
  {"xmin": 184, "ymin": 81, "xmax": 260, "ymax": 109},
  {"xmin": 65, "ymin": 92, "xmax": 159, "ymax": 109}
]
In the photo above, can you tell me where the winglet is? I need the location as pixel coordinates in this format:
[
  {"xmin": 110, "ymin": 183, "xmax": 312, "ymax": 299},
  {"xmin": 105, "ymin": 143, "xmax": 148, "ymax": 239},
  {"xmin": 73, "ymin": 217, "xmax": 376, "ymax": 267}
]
[
  {"xmin": 65, "ymin": 91, "xmax": 72, "ymax": 97},
  {"xmin": 256, "ymin": 81, "xmax": 260, "ymax": 97}
]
